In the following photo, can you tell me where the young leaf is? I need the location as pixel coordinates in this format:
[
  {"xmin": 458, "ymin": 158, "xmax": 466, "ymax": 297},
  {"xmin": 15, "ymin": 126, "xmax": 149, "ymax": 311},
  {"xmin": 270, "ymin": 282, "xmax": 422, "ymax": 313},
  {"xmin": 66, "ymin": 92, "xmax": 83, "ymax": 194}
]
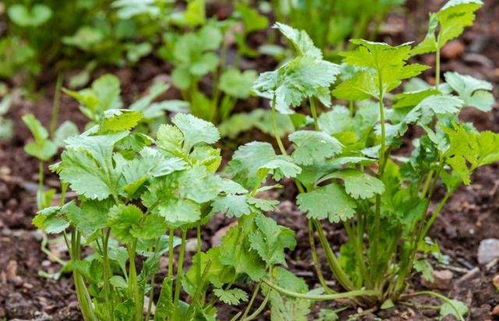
[
  {"xmin": 267, "ymin": 267, "xmax": 311, "ymax": 321},
  {"xmin": 22, "ymin": 114, "xmax": 57, "ymax": 161},
  {"xmin": 444, "ymin": 71, "xmax": 494, "ymax": 111},
  {"xmin": 99, "ymin": 109, "xmax": 143, "ymax": 133},
  {"xmin": 439, "ymin": 299, "xmax": 468, "ymax": 321},
  {"xmin": 219, "ymin": 68, "xmax": 258, "ymax": 99},
  {"xmin": 297, "ymin": 184, "xmax": 356, "ymax": 222},
  {"xmin": 330, "ymin": 170, "xmax": 385, "ymax": 199},
  {"xmin": 412, "ymin": 0, "xmax": 482, "ymax": 55},
  {"xmin": 227, "ymin": 142, "xmax": 301, "ymax": 189},
  {"xmin": 443, "ymin": 123, "xmax": 499, "ymax": 185},
  {"xmin": 172, "ymin": 113, "xmax": 220, "ymax": 151},
  {"xmin": 108, "ymin": 204, "xmax": 144, "ymax": 244},
  {"xmin": 289, "ymin": 130, "xmax": 343, "ymax": 165},
  {"xmin": 253, "ymin": 24, "xmax": 340, "ymax": 114},
  {"xmin": 213, "ymin": 288, "xmax": 248, "ymax": 306},
  {"xmin": 249, "ymin": 214, "xmax": 296, "ymax": 266}
]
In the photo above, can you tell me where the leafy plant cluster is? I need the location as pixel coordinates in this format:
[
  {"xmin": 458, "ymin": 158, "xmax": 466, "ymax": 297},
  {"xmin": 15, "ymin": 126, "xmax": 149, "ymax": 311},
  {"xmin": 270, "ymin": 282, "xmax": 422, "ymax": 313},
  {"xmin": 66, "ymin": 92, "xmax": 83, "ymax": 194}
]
[
  {"xmin": 272, "ymin": 0, "xmax": 405, "ymax": 58},
  {"xmin": 25, "ymin": 0, "xmax": 499, "ymax": 320}
]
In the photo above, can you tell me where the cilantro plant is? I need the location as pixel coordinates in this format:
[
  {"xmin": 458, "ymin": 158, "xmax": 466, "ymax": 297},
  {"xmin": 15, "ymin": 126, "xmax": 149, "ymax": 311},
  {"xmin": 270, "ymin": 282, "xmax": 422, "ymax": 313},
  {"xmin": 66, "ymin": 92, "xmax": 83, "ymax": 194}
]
[
  {"xmin": 253, "ymin": 1, "xmax": 497, "ymax": 317},
  {"xmin": 64, "ymin": 74, "xmax": 188, "ymax": 132},
  {"xmin": 0, "ymin": 91, "xmax": 14, "ymax": 141},
  {"xmin": 32, "ymin": 110, "xmax": 297, "ymax": 320},
  {"xmin": 160, "ymin": 2, "xmax": 267, "ymax": 124},
  {"xmin": 23, "ymin": 114, "xmax": 79, "ymax": 210}
]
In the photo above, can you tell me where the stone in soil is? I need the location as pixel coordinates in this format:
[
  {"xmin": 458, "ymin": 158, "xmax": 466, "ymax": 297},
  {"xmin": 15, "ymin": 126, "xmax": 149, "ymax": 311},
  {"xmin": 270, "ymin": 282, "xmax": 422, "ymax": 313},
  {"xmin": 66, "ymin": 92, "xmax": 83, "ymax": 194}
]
[{"xmin": 477, "ymin": 238, "xmax": 499, "ymax": 265}]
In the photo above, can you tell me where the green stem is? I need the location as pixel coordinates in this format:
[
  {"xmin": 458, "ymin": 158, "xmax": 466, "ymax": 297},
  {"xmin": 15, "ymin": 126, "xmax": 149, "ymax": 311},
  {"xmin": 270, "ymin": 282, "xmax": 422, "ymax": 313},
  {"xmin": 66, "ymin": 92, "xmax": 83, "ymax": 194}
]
[
  {"xmin": 173, "ymin": 229, "xmax": 187, "ymax": 307},
  {"xmin": 168, "ymin": 229, "xmax": 175, "ymax": 278},
  {"xmin": 145, "ymin": 238, "xmax": 161, "ymax": 321},
  {"xmin": 262, "ymin": 278, "xmax": 379, "ymax": 301},
  {"xmin": 309, "ymin": 98, "xmax": 320, "ymax": 130},
  {"xmin": 400, "ymin": 291, "xmax": 465, "ymax": 321},
  {"xmin": 49, "ymin": 73, "xmax": 63, "ymax": 136},
  {"xmin": 313, "ymin": 219, "xmax": 355, "ymax": 291},
  {"xmin": 102, "ymin": 229, "xmax": 115, "ymax": 321},
  {"xmin": 240, "ymin": 282, "xmax": 261, "ymax": 320},
  {"xmin": 242, "ymin": 294, "xmax": 270, "ymax": 321},
  {"xmin": 308, "ymin": 220, "xmax": 336, "ymax": 294},
  {"xmin": 271, "ymin": 97, "xmax": 287, "ymax": 155},
  {"xmin": 435, "ymin": 47, "xmax": 441, "ymax": 89},
  {"xmin": 71, "ymin": 231, "xmax": 98, "ymax": 321},
  {"xmin": 128, "ymin": 241, "xmax": 142, "ymax": 321}
]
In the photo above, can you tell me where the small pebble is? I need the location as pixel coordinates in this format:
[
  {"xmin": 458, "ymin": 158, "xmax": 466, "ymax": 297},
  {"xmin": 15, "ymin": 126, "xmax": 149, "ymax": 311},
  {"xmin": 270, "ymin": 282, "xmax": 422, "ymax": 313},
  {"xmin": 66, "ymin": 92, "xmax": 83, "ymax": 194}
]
[{"xmin": 477, "ymin": 239, "xmax": 499, "ymax": 265}]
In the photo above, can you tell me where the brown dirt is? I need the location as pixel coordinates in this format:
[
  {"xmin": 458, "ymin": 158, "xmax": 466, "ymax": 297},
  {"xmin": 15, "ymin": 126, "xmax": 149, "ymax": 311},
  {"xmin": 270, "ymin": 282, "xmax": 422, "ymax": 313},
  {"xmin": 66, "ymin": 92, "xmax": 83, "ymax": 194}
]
[{"xmin": 1, "ymin": 0, "xmax": 499, "ymax": 320}]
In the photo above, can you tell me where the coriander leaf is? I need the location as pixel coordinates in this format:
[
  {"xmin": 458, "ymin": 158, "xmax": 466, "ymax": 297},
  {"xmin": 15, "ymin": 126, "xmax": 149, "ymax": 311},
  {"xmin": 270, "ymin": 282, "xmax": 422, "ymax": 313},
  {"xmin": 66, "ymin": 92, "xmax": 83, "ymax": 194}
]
[
  {"xmin": 99, "ymin": 109, "xmax": 143, "ymax": 133},
  {"xmin": 227, "ymin": 142, "xmax": 301, "ymax": 188},
  {"xmin": 405, "ymin": 94, "xmax": 464, "ymax": 125},
  {"xmin": 212, "ymin": 195, "xmax": 251, "ymax": 218},
  {"xmin": 249, "ymin": 214, "xmax": 296, "ymax": 266},
  {"xmin": 439, "ymin": 299, "xmax": 468, "ymax": 320},
  {"xmin": 213, "ymin": 288, "xmax": 248, "ymax": 306},
  {"xmin": 65, "ymin": 200, "xmax": 112, "ymax": 236},
  {"xmin": 393, "ymin": 88, "xmax": 441, "ymax": 109},
  {"xmin": 178, "ymin": 165, "xmax": 221, "ymax": 203},
  {"xmin": 273, "ymin": 22, "xmax": 322, "ymax": 59},
  {"xmin": 57, "ymin": 147, "xmax": 113, "ymax": 200},
  {"xmin": 219, "ymin": 68, "xmax": 258, "ymax": 99},
  {"xmin": 33, "ymin": 203, "xmax": 71, "ymax": 234},
  {"xmin": 297, "ymin": 184, "xmax": 356, "ymax": 222},
  {"xmin": 157, "ymin": 199, "xmax": 201, "ymax": 227},
  {"xmin": 108, "ymin": 204, "xmax": 143, "ymax": 244},
  {"xmin": 414, "ymin": 259, "xmax": 434, "ymax": 282},
  {"xmin": 172, "ymin": 113, "xmax": 220, "ymax": 150},
  {"xmin": 253, "ymin": 24, "xmax": 340, "ymax": 114},
  {"xmin": 22, "ymin": 114, "xmax": 57, "ymax": 161},
  {"xmin": 289, "ymin": 130, "xmax": 343, "ymax": 165},
  {"xmin": 267, "ymin": 267, "xmax": 311, "ymax": 321},
  {"xmin": 156, "ymin": 124, "xmax": 184, "ymax": 156},
  {"xmin": 444, "ymin": 71, "xmax": 494, "ymax": 111},
  {"xmin": 443, "ymin": 123, "xmax": 499, "ymax": 185},
  {"xmin": 330, "ymin": 170, "xmax": 385, "ymax": 199},
  {"xmin": 53, "ymin": 121, "xmax": 79, "ymax": 147}
]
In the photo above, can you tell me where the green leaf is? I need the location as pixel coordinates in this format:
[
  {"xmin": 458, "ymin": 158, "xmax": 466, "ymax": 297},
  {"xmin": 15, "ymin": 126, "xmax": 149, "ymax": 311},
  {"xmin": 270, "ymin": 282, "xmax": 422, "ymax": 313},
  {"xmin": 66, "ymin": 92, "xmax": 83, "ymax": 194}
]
[
  {"xmin": 65, "ymin": 200, "xmax": 111, "ymax": 236},
  {"xmin": 253, "ymin": 24, "xmax": 340, "ymax": 114},
  {"xmin": 219, "ymin": 68, "xmax": 257, "ymax": 99},
  {"xmin": 393, "ymin": 88, "xmax": 441, "ymax": 109},
  {"xmin": 99, "ymin": 109, "xmax": 143, "ymax": 133},
  {"xmin": 443, "ymin": 123, "xmax": 499, "ymax": 185},
  {"xmin": 414, "ymin": 259, "xmax": 434, "ymax": 282},
  {"xmin": 178, "ymin": 165, "xmax": 221, "ymax": 203},
  {"xmin": 254, "ymin": 56, "xmax": 340, "ymax": 114},
  {"xmin": 212, "ymin": 195, "xmax": 251, "ymax": 218},
  {"xmin": 329, "ymin": 170, "xmax": 385, "ymax": 199},
  {"xmin": 336, "ymin": 40, "xmax": 429, "ymax": 99},
  {"xmin": 64, "ymin": 74, "xmax": 122, "ymax": 121},
  {"xmin": 227, "ymin": 142, "xmax": 301, "ymax": 189},
  {"xmin": 213, "ymin": 288, "xmax": 248, "ymax": 306},
  {"xmin": 22, "ymin": 114, "xmax": 57, "ymax": 161},
  {"xmin": 289, "ymin": 130, "xmax": 343, "ymax": 165},
  {"xmin": 172, "ymin": 113, "xmax": 220, "ymax": 150},
  {"xmin": 412, "ymin": 0, "xmax": 482, "ymax": 55},
  {"xmin": 439, "ymin": 299, "xmax": 468, "ymax": 320},
  {"xmin": 274, "ymin": 22, "xmax": 322, "ymax": 59},
  {"xmin": 53, "ymin": 121, "xmax": 79, "ymax": 147},
  {"xmin": 156, "ymin": 124, "xmax": 184, "ymax": 156},
  {"xmin": 8, "ymin": 4, "xmax": 52, "ymax": 27},
  {"xmin": 405, "ymin": 94, "xmax": 464, "ymax": 125},
  {"xmin": 297, "ymin": 184, "xmax": 356, "ymax": 222},
  {"xmin": 158, "ymin": 199, "xmax": 201, "ymax": 227},
  {"xmin": 108, "ymin": 204, "xmax": 143, "ymax": 244},
  {"xmin": 235, "ymin": 4, "xmax": 269, "ymax": 33},
  {"xmin": 444, "ymin": 72, "xmax": 494, "ymax": 111},
  {"xmin": 267, "ymin": 267, "xmax": 311, "ymax": 321},
  {"xmin": 33, "ymin": 204, "xmax": 70, "ymax": 234},
  {"xmin": 249, "ymin": 214, "xmax": 296, "ymax": 266}
]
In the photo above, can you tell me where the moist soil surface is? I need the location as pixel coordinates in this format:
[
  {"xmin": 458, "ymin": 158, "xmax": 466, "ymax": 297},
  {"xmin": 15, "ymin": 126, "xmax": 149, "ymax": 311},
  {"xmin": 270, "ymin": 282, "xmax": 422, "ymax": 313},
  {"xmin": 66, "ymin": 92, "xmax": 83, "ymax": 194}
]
[{"xmin": 1, "ymin": 0, "xmax": 498, "ymax": 320}]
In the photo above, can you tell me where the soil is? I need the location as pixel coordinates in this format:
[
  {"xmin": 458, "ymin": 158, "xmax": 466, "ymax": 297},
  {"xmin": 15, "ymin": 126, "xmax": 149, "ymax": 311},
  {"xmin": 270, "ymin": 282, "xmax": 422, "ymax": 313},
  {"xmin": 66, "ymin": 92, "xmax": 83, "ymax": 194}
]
[{"xmin": 1, "ymin": 0, "xmax": 498, "ymax": 320}]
